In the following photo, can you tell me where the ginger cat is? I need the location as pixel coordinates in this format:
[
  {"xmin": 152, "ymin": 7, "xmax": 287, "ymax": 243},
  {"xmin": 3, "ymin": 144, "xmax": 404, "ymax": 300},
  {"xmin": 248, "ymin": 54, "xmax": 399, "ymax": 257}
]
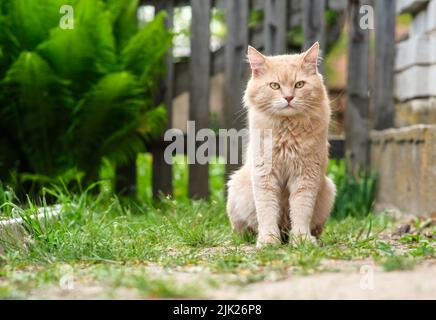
[{"xmin": 227, "ymin": 42, "xmax": 336, "ymax": 248}]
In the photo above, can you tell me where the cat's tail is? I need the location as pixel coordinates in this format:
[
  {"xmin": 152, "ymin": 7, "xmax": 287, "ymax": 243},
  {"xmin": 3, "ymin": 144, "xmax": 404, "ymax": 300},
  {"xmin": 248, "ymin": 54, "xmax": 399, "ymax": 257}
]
[
  {"xmin": 226, "ymin": 165, "xmax": 257, "ymax": 234},
  {"xmin": 311, "ymin": 176, "xmax": 336, "ymax": 237}
]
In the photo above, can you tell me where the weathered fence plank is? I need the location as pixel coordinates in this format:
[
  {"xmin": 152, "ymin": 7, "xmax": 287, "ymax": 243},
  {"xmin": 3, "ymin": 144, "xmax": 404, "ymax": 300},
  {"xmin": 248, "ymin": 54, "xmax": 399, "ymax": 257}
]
[
  {"xmin": 373, "ymin": 0, "xmax": 396, "ymax": 130},
  {"xmin": 118, "ymin": 0, "xmax": 182, "ymax": 197},
  {"xmin": 189, "ymin": 0, "xmax": 211, "ymax": 199},
  {"xmin": 224, "ymin": 0, "xmax": 249, "ymax": 180},
  {"xmin": 152, "ymin": 0, "xmax": 174, "ymax": 199},
  {"xmin": 302, "ymin": 0, "xmax": 325, "ymax": 71},
  {"xmin": 173, "ymin": 47, "xmax": 224, "ymax": 99},
  {"xmin": 345, "ymin": 0, "xmax": 370, "ymax": 172},
  {"xmin": 264, "ymin": 0, "xmax": 288, "ymax": 55}
]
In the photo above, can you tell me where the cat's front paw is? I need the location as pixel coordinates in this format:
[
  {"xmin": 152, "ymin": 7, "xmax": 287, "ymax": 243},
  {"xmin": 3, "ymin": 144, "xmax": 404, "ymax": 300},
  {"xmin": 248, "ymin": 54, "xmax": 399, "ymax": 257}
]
[{"xmin": 256, "ymin": 234, "xmax": 281, "ymax": 248}]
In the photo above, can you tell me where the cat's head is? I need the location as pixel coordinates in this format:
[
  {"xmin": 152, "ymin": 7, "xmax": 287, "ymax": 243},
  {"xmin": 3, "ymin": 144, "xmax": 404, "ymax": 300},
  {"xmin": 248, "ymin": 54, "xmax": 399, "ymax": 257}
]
[{"xmin": 244, "ymin": 42, "xmax": 327, "ymax": 119}]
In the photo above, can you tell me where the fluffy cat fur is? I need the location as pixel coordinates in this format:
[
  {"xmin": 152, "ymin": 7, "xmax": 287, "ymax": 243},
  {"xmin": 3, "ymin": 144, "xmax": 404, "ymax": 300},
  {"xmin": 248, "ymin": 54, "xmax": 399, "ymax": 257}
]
[{"xmin": 226, "ymin": 42, "xmax": 336, "ymax": 247}]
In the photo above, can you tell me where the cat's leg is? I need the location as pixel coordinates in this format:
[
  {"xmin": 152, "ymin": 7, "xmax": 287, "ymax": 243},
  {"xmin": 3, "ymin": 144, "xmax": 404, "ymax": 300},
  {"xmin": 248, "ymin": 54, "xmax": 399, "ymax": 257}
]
[
  {"xmin": 227, "ymin": 165, "xmax": 257, "ymax": 234},
  {"xmin": 252, "ymin": 171, "xmax": 282, "ymax": 248},
  {"xmin": 288, "ymin": 175, "xmax": 320, "ymax": 244},
  {"xmin": 310, "ymin": 176, "xmax": 336, "ymax": 237}
]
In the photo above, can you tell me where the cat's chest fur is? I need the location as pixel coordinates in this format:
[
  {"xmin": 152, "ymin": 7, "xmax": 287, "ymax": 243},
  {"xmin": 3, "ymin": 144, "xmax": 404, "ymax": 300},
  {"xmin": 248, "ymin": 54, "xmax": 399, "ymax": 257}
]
[
  {"xmin": 271, "ymin": 119, "xmax": 320, "ymax": 161},
  {"xmin": 248, "ymin": 110, "xmax": 327, "ymax": 180}
]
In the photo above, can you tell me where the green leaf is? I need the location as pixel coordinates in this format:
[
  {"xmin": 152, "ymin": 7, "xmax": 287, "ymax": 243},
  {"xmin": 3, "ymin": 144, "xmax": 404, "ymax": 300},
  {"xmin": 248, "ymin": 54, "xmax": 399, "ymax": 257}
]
[
  {"xmin": 6, "ymin": 0, "xmax": 70, "ymax": 50},
  {"xmin": 121, "ymin": 11, "xmax": 172, "ymax": 85},
  {"xmin": 106, "ymin": 0, "xmax": 139, "ymax": 50},
  {"xmin": 0, "ymin": 1, "xmax": 171, "ymax": 190},
  {"xmin": 2, "ymin": 51, "xmax": 73, "ymax": 175},
  {"xmin": 37, "ymin": 0, "xmax": 117, "ymax": 96},
  {"xmin": 69, "ymin": 71, "xmax": 146, "ymax": 175}
]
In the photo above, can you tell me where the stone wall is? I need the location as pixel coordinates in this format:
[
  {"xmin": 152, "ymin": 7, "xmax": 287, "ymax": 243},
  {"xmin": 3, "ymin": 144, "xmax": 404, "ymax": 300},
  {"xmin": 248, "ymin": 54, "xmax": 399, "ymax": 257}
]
[
  {"xmin": 370, "ymin": 1, "xmax": 436, "ymax": 216},
  {"xmin": 394, "ymin": 0, "xmax": 436, "ymax": 127},
  {"xmin": 371, "ymin": 125, "xmax": 436, "ymax": 217}
]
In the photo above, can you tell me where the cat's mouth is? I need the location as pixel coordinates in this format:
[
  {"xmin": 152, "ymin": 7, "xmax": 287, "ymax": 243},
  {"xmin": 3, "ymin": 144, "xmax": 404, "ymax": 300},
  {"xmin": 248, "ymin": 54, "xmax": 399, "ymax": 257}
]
[
  {"xmin": 271, "ymin": 100, "xmax": 298, "ymax": 112},
  {"xmin": 284, "ymin": 102, "xmax": 296, "ymax": 109},
  {"xmin": 276, "ymin": 102, "xmax": 293, "ymax": 108}
]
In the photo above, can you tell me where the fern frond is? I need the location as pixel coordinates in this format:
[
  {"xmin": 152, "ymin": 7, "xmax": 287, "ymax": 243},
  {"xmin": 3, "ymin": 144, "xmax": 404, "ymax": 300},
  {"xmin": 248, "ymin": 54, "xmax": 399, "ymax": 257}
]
[
  {"xmin": 2, "ymin": 51, "xmax": 73, "ymax": 175},
  {"xmin": 6, "ymin": 0, "xmax": 69, "ymax": 50},
  {"xmin": 106, "ymin": 0, "xmax": 139, "ymax": 50},
  {"xmin": 37, "ymin": 0, "xmax": 117, "ymax": 96},
  {"xmin": 121, "ymin": 11, "xmax": 172, "ymax": 85},
  {"xmin": 137, "ymin": 104, "xmax": 168, "ymax": 139},
  {"xmin": 0, "ymin": 1, "xmax": 171, "ymax": 191},
  {"xmin": 69, "ymin": 71, "xmax": 146, "ymax": 175}
]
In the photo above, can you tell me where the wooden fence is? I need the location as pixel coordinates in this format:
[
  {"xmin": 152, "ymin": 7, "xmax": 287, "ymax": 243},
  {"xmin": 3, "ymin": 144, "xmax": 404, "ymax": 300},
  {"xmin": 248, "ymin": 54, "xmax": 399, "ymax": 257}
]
[{"xmin": 135, "ymin": 0, "xmax": 397, "ymax": 199}]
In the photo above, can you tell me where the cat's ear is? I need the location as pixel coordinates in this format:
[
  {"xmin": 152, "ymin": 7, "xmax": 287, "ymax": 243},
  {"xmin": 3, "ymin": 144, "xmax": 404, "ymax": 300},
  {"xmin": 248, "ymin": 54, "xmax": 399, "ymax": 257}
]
[
  {"xmin": 302, "ymin": 42, "xmax": 320, "ymax": 73},
  {"xmin": 247, "ymin": 45, "xmax": 266, "ymax": 76}
]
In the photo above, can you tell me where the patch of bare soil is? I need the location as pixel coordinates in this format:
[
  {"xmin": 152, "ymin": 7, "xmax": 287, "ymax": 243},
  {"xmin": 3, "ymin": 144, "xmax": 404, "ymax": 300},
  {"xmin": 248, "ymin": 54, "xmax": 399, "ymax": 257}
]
[
  {"xmin": 21, "ymin": 258, "xmax": 436, "ymax": 300},
  {"xmin": 209, "ymin": 260, "xmax": 436, "ymax": 300}
]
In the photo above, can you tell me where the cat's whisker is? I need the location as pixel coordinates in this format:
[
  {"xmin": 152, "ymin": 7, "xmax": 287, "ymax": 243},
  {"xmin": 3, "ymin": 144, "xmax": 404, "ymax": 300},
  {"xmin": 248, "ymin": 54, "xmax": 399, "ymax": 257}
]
[
  {"xmin": 328, "ymin": 91, "xmax": 345, "ymax": 105},
  {"xmin": 234, "ymin": 108, "xmax": 247, "ymax": 118},
  {"xmin": 234, "ymin": 110, "xmax": 248, "ymax": 124}
]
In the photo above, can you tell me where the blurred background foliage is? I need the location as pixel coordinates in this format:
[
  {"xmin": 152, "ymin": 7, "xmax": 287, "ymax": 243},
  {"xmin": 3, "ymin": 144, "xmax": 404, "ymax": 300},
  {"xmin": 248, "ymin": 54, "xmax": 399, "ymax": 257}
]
[
  {"xmin": 0, "ymin": 1, "xmax": 378, "ymax": 220},
  {"xmin": 0, "ymin": 0, "xmax": 171, "ymax": 195}
]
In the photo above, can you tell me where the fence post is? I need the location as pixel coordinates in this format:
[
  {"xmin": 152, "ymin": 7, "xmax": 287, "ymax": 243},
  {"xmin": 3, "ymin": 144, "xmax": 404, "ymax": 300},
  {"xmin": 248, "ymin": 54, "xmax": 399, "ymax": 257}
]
[
  {"xmin": 345, "ymin": 0, "xmax": 370, "ymax": 172},
  {"xmin": 224, "ymin": 0, "xmax": 249, "ymax": 181},
  {"xmin": 152, "ymin": 0, "xmax": 174, "ymax": 199},
  {"xmin": 302, "ymin": 0, "xmax": 326, "ymax": 72},
  {"xmin": 264, "ymin": 0, "xmax": 288, "ymax": 55},
  {"xmin": 373, "ymin": 0, "xmax": 395, "ymax": 130},
  {"xmin": 189, "ymin": 0, "xmax": 211, "ymax": 199}
]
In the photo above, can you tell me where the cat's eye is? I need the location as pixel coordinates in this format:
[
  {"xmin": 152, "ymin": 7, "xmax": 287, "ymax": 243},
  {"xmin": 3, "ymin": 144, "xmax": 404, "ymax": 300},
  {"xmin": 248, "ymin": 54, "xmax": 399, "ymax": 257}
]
[
  {"xmin": 295, "ymin": 81, "xmax": 305, "ymax": 89},
  {"xmin": 269, "ymin": 82, "xmax": 280, "ymax": 90}
]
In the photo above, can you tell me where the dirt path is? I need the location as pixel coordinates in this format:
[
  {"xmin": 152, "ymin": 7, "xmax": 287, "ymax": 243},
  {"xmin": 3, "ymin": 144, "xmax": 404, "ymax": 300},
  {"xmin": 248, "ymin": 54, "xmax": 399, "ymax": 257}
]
[
  {"xmin": 20, "ymin": 259, "xmax": 435, "ymax": 300},
  {"xmin": 210, "ymin": 260, "xmax": 436, "ymax": 299}
]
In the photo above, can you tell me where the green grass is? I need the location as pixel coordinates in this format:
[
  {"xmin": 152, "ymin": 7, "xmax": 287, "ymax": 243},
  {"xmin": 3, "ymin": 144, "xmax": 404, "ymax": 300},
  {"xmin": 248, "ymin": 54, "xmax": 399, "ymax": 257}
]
[
  {"xmin": 0, "ymin": 187, "xmax": 434, "ymax": 298},
  {"xmin": 0, "ymin": 159, "xmax": 434, "ymax": 298},
  {"xmin": 0, "ymin": 263, "xmax": 201, "ymax": 299},
  {"xmin": 379, "ymin": 255, "xmax": 417, "ymax": 272}
]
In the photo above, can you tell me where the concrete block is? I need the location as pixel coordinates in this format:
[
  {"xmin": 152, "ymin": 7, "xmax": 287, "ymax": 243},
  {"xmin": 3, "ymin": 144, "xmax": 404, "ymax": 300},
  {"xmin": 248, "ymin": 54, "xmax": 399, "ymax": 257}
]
[
  {"xmin": 427, "ymin": 0, "xmax": 436, "ymax": 33},
  {"xmin": 395, "ymin": 64, "xmax": 436, "ymax": 101},
  {"xmin": 370, "ymin": 124, "xmax": 436, "ymax": 217},
  {"xmin": 395, "ymin": 98, "xmax": 436, "ymax": 126},
  {"xmin": 409, "ymin": 0, "xmax": 436, "ymax": 35},
  {"xmin": 395, "ymin": 35, "xmax": 436, "ymax": 71},
  {"xmin": 410, "ymin": 9, "xmax": 428, "ymax": 36},
  {"xmin": 397, "ymin": 0, "xmax": 429, "ymax": 14}
]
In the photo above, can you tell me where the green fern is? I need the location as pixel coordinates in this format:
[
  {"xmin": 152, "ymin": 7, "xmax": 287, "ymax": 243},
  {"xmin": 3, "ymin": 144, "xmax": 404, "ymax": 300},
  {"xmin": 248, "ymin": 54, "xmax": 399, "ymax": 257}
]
[
  {"xmin": 328, "ymin": 160, "xmax": 378, "ymax": 219},
  {"xmin": 2, "ymin": 51, "xmax": 73, "ymax": 175},
  {"xmin": 121, "ymin": 12, "xmax": 172, "ymax": 86},
  {"xmin": 70, "ymin": 71, "xmax": 148, "ymax": 176},
  {"xmin": 0, "ymin": 0, "xmax": 172, "ymax": 191}
]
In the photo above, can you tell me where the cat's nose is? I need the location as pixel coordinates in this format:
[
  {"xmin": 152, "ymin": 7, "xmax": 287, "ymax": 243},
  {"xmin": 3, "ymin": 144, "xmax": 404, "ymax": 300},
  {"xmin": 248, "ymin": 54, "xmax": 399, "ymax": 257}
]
[{"xmin": 284, "ymin": 96, "xmax": 294, "ymax": 103}]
